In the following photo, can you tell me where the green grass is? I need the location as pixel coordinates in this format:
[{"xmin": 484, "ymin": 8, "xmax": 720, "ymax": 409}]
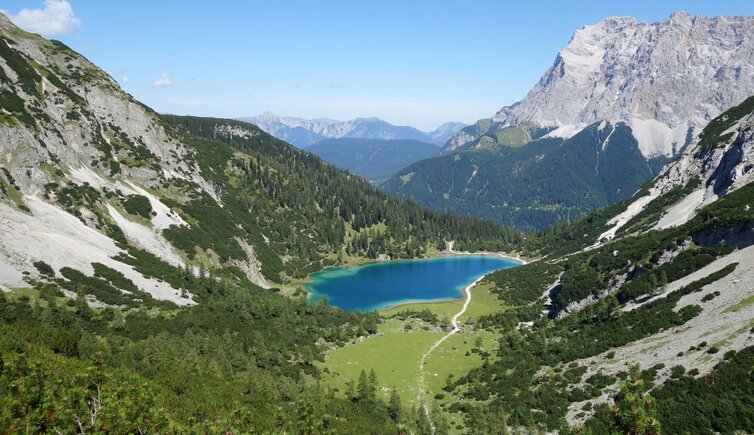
[
  {"xmin": 493, "ymin": 126, "xmax": 531, "ymax": 148},
  {"xmin": 321, "ymin": 278, "xmax": 507, "ymax": 416},
  {"xmin": 378, "ymin": 279, "xmax": 505, "ymax": 321},
  {"xmin": 457, "ymin": 281, "xmax": 507, "ymax": 319},
  {"xmin": 380, "ymin": 298, "xmax": 463, "ymax": 321},
  {"xmin": 423, "ymin": 328, "xmax": 501, "ymax": 432},
  {"xmin": 723, "ymin": 294, "xmax": 754, "ymax": 313},
  {"xmin": 320, "ymin": 318, "xmax": 443, "ymax": 407}
]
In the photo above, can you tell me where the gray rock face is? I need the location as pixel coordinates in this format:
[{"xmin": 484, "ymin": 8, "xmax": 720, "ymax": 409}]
[{"xmin": 446, "ymin": 12, "xmax": 754, "ymax": 157}]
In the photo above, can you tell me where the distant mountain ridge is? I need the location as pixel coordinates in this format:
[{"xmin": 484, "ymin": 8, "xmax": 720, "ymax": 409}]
[
  {"xmin": 307, "ymin": 138, "xmax": 440, "ymax": 184},
  {"xmin": 239, "ymin": 112, "xmax": 466, "ymax": 148}
]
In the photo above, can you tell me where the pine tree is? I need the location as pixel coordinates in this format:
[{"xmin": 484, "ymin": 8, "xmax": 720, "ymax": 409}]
[
  {"xmin": 357, "ymin": 369, "xmax": 369, "ymax": 401},
  {"xmin": 611, "ymin": 363, "xmax": 661, "ymax": 435},
  {"xmin": 367, "ymin": 368, "xmax": 378, "ymax": 400},
  {"xmin": 388, "ymin": 387, "xmax": 401, "ymax": 422},
  {"xmin": 345, "ymin": 380, "xmax": 356, "ymax": 403}
]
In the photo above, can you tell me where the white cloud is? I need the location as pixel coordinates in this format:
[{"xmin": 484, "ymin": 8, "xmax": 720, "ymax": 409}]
[
  {"xmin": 153, "ymin": 73, "xmax": 172, "ymax": 88},
  {"xmin": 2, "ymin": 1, "xmax": 81, "ymax": 36},
  {"xmin": 120, "ymin": 75, "xmax": 130, "ymax": 84}
]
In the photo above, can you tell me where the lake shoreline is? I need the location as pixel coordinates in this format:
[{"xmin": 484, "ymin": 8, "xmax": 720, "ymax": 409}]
[
  {"xmin": 303, "ymin": 248, "xmax": 527, "ymax": 284},
  {"xmin": 440, "ymin": 248, "xmax": 528, "ymax": 266},
  {"xmin": 303, "ymin": 252, "xmax": 524, "ymax": 312}
]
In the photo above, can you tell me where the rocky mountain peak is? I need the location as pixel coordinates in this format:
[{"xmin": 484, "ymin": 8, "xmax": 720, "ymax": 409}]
[{"xmin": 446, "ymin": 12, "xmax": 754, "ymax": 157}]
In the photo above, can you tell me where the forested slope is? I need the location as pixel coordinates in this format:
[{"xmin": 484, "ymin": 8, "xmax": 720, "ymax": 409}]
[{"xmin": 440, "ymin": 95, "xmax": 754, "ymax": 433}]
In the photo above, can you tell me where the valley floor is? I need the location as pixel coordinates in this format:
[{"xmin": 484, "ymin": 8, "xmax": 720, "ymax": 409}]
[{"xmin": 318, "ymin": 278, "xmax": 507, "ymax": 433}]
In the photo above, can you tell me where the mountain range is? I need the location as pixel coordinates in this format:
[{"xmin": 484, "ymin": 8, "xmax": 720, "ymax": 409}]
[
  {"xmin": 385, "ymin": 12, "xmax": 754, "ymax": 230},
  {"xmin": 239, "ymin": 112, "xmax": 466, "ymax": 148}
]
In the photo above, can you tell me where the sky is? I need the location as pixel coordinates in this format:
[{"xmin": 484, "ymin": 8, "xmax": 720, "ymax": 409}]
[{"xmin": 2, "ymin": 1, "xmax": 753, "ymax": 130}]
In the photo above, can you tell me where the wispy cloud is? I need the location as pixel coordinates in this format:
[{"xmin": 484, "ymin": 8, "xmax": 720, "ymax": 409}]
[
  {"xmin": 2, "ymin": 0, "xmax": 81, "ymax": 36},
  {"xmin": 120, "ymin": 75, "xmax": 130, "ymax": 84},
  {"xmin": 153, "ymin": 73, "xmax": 172, "ymax": 88}
]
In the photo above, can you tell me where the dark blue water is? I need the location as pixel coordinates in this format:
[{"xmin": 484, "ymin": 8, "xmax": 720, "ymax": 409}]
[{"xmin": 306, "ymin": 255, "xmax": 521, "ymax": 312}]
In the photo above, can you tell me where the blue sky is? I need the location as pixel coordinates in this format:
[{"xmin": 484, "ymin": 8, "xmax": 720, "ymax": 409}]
[{"xmin": 3, "ymin": 1, "xmax": 753, "ymax": 129}]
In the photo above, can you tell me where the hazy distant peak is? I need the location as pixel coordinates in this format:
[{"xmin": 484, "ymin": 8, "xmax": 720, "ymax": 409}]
[{"xmin": 238, "ymin": 114, "xmax": 466, "ymax": 147}]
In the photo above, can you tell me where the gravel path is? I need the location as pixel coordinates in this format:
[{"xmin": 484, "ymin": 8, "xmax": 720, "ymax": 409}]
[{"xmin": 416, "ymin": 274, "xmax": 485, "ymax": 419}]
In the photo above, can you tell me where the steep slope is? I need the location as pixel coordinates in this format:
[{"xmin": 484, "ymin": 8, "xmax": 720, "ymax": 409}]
[
  {"xmin": 240, "ymin": 112, "xmax": 465, "ymax": 147},
  {"xmin": 0, "ymin": 15, "xmax": 405, "ymax": 432},
  {"xmin": 307, "ymin": 137, "xmax": 440, "ymax": 183},
  {"xmin": 0, "ymin": 19, "xmax": 207, "ymax": 303},
  {"xmin": 386, "ymin": 12, "xmax": 754, "ymax": 229},
  {"xmin": 439, "ymin": 94, "xmax": 754, "ymax": 433}
]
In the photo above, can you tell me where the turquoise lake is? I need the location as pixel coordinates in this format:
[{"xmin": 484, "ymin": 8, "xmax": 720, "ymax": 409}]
[{"xmin": 305, "ymin": 255, "xmax": 521, "ymax": 312}]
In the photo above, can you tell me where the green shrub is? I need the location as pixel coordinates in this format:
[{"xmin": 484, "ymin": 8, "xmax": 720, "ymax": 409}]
[
  {"xmin": 33, "ymin": 260, "xmax": 55, "ymax": 277},
  {"xmin": 122, "ymin": 194, "xmax": 152, "ymax": 219}
]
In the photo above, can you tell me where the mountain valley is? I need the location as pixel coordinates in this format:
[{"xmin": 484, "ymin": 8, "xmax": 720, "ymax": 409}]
[{"xmin": 0, "ymin": 6, "xmax": 753, "ymax": 435}]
